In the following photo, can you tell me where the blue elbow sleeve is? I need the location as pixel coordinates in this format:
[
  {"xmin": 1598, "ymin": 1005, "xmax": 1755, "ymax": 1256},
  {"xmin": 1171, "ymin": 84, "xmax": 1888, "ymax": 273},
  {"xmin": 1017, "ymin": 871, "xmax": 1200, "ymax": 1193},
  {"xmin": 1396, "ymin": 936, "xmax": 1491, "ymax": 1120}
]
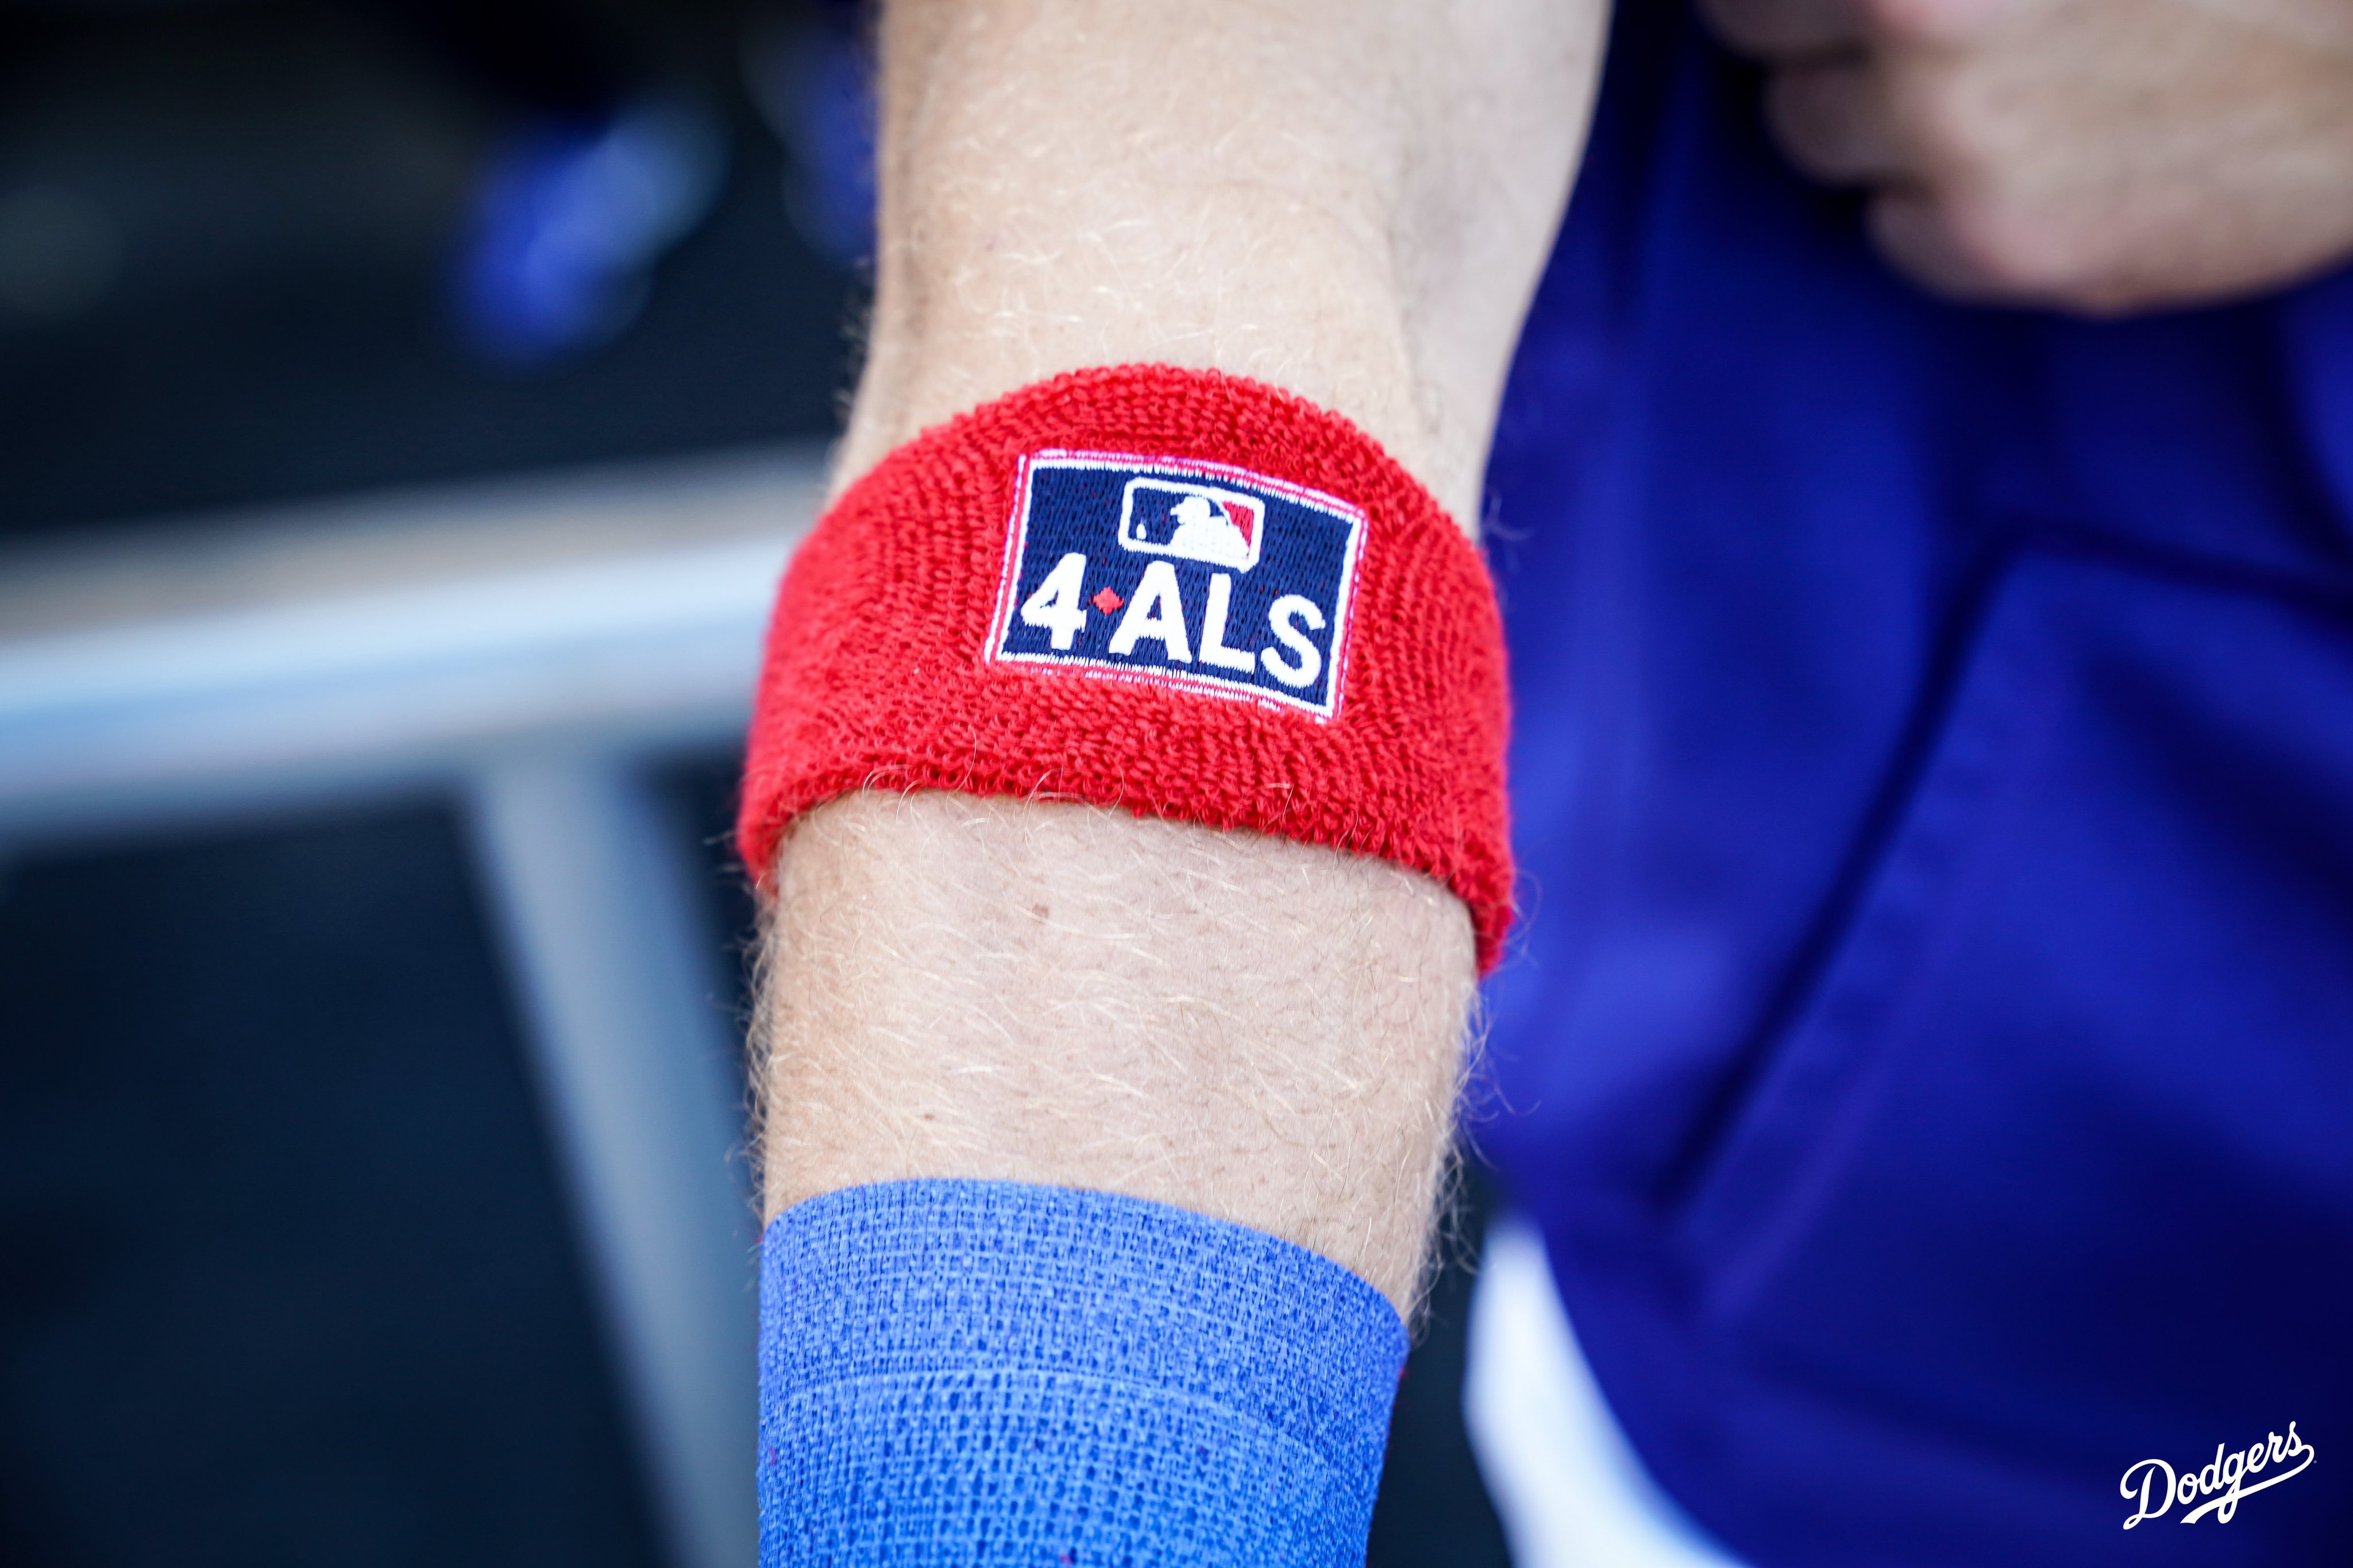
[{"xmin": 758, "ymin": 1180, "xmax": 1408, "ymax": 1565}]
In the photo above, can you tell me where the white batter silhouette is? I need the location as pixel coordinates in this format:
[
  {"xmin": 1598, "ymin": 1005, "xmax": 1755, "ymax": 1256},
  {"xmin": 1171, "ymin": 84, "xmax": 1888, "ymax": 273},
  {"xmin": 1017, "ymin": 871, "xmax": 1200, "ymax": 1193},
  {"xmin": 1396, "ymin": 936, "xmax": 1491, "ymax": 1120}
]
[{"xmin": 1163, "ymin": 493, "xmax": 1254, "ymax": 568}]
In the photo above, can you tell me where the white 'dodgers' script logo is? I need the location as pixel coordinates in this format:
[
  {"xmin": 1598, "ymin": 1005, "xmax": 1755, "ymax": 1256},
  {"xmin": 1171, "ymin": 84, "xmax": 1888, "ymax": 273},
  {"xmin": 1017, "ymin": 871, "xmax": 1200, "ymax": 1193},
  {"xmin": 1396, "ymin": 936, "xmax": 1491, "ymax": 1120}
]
[{"xmin": 2120, "ymin": 1423, "xmax": 2315, "ymax": 1528}]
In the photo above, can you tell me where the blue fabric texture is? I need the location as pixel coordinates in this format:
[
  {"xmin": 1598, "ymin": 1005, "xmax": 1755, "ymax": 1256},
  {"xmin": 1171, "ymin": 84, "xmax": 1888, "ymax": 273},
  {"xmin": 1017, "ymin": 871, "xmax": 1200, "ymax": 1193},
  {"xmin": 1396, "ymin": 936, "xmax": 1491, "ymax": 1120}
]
[
  {"xmin": 757, "ymin": 1179, "xmax": 1407, "ymax": 1566},
  {"xmin": 1478, "ymin": 3, "xmax": 2353, "ymax": 1563}
]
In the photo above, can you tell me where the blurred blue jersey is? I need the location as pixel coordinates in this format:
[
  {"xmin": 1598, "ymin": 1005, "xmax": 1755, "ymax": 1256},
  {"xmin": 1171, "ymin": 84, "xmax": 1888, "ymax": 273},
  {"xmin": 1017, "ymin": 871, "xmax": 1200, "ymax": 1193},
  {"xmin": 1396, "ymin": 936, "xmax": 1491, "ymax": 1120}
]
[{"xmin": 1481, "ymin": 8, "xmax": 2353, "ymax": 1565}]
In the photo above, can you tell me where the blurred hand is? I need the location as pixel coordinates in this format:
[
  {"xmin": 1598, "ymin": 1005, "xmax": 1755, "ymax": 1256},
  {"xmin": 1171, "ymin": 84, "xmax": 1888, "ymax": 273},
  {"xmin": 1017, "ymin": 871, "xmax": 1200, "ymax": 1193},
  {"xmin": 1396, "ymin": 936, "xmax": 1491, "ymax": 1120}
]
[{"xmin": 1701, "ymin": 0, "xmax": 2353, "ymax": 312}]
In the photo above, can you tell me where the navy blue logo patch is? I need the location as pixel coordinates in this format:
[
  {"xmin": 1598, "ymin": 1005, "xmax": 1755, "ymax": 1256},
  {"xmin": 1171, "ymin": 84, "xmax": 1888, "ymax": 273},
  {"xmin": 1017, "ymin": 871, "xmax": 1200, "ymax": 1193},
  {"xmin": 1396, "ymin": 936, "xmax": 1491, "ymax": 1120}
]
[{"xmin": 988, "ymin": 451, "xmax": 1364, "ymax": 718}]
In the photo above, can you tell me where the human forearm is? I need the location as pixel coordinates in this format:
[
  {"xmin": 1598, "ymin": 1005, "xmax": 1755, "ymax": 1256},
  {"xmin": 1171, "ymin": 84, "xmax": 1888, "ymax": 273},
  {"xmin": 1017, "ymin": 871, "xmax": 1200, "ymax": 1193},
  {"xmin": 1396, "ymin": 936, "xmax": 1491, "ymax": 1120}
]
[
  {"xmin": 757, "ymin": 794, "xmax": 1474, "ymax": 1310},
  {"xmin": 834, "ymin": 0, "xmax": 1599, "ymax": 524},
  {"xmin": 755, "ymin": 0, "xmax": 1601, "ymax": 1315}
]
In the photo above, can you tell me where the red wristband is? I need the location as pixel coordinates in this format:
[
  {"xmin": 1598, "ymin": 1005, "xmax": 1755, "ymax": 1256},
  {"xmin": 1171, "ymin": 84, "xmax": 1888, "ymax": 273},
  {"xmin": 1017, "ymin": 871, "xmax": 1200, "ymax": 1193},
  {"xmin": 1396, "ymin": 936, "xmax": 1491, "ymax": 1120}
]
[{"xmin": 737, "ymin": 365, "xmax": 1514, "ymax": 971}]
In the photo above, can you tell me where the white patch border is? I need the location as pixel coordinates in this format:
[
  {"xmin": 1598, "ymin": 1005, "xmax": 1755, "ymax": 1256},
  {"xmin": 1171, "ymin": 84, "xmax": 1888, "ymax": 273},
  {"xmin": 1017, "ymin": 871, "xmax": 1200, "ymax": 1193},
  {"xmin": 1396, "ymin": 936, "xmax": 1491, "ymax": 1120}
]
[{"xmin": 985, "ymin": 449, "xmax": 1365, "ymax": 721}]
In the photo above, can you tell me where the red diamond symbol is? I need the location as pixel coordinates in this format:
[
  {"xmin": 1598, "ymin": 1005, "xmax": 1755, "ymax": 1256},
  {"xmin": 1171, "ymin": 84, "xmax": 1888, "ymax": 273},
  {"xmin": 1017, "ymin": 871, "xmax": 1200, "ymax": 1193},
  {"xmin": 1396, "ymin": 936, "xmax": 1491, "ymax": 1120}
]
[{"xmin": 1090, "ymin": 586, "xmax": 1124, "ymax": 613}]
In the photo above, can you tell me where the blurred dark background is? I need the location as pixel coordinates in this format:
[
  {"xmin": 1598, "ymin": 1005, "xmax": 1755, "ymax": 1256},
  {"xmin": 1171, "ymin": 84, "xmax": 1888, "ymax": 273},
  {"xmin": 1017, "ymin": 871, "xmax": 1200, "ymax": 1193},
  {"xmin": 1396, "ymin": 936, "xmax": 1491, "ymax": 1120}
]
[
  {"xmin": 0, "ymin": 3, "xmax": 1507, "ymax": 1562},
  {"xmin": 0, "ymin": 0, "xmax": 867, "ymax": 538}
]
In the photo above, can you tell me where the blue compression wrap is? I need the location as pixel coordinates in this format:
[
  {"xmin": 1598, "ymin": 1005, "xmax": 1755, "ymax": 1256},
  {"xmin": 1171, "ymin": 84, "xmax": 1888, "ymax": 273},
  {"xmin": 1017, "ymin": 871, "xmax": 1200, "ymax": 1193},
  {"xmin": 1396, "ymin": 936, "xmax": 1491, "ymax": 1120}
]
[{"xmin": 758, "ymin": 1180, "xmax": 1409, "ymax": 1565}]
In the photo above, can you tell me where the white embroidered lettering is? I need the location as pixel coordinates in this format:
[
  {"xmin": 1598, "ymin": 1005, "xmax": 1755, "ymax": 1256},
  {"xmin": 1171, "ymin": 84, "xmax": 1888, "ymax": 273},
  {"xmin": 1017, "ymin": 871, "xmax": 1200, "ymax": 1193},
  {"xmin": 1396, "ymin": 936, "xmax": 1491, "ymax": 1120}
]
[
  {"xmin": 1262, "ymin": 594, "xmax": 1325, "ymax": 689},
  {"xmin": 1108, "ymin": 560, "xmax": 1193, "ymax": 662},
  {"xmin": 1199, "ymin": 573, "xmax": 1256, "ymax": 671},
  {"xmin": 1019, "ymin": 552, "xmax": 1090, "ymax": 650}
]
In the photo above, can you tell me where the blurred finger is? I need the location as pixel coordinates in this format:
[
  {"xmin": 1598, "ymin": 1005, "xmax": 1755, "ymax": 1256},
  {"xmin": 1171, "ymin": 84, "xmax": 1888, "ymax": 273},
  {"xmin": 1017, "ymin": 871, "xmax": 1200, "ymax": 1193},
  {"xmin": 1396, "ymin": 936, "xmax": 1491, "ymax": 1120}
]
[
  {"xmin": 1870, "ymin": 189, "xmax": 2144, "ymax": 312},
  {"xmin": 1867, "ymin": 191, "xmax": 2021, "ymax": 303},
  {"xmin": 1700, "ymin": 0, "xmax": 1870, "ymax": 59},
  {"xmin": 1764, "ymin": 60, "xmax": 1914, "ymax": 183}
]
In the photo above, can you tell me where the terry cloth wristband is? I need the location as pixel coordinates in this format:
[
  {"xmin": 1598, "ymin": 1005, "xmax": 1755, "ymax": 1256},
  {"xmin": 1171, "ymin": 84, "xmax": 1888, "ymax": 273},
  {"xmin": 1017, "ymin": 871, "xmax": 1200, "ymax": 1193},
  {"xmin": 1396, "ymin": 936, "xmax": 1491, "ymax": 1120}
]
[
  {"xmin": 736, "ymin": 364, "xmax": 1514, "ymax": 970},
  {"xmin": 758, "ymin": 1180, "xmax": 1409, "ymax": 1565}
]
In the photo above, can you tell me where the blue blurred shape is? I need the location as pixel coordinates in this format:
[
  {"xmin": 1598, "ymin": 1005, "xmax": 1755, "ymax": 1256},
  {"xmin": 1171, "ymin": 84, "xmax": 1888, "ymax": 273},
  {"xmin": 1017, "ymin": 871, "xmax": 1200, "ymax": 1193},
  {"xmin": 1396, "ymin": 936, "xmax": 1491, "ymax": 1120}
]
[
  {"xmin": 453, "ymin": 98, "xmax": 726, "ymax": 365},
  {"xmin": 747, "ymin": 17, "xmax": 875, "ymax": 272}
]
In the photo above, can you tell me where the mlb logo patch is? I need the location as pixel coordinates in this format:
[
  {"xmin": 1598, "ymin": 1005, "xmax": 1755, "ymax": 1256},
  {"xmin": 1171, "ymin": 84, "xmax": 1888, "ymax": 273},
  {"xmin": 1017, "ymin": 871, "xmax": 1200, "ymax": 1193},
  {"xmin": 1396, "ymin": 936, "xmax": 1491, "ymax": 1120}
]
[{"xmin": 987, "ymin": 451, "xmax": 1365, "ymax": 717}]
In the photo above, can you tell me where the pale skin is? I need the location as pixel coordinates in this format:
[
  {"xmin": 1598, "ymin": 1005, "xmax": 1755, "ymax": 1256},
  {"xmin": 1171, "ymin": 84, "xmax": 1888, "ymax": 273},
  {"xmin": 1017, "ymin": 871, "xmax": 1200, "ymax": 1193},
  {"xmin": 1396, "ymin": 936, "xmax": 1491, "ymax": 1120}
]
[
  {"xmin": 754, "ymin": 0, "xmax": 2353, "ymax": 1323},
  {"xmin": 758, "ymin": 0, "xmax": 1604, "ymax": 1315},
  {"xmin": 1701, "ymin": 0, "xmax": 2353, "ymax": 312}
]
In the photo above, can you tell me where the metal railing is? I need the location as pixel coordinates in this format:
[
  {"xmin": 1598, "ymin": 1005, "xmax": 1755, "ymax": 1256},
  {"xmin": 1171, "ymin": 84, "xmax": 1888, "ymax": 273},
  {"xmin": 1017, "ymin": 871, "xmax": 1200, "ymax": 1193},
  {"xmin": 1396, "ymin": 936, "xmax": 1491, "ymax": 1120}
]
[{"xmin": 0, "ymin": 448, "xmax": 823, "ymax": 1568}]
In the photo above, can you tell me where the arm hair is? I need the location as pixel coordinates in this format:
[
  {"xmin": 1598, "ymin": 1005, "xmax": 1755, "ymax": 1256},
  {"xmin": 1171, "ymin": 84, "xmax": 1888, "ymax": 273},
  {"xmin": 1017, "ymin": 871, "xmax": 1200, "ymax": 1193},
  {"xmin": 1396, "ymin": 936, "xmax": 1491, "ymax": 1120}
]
[{"xmin": 756, "ymin": 0, "xmax": 1604, "ymax": 1314}]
